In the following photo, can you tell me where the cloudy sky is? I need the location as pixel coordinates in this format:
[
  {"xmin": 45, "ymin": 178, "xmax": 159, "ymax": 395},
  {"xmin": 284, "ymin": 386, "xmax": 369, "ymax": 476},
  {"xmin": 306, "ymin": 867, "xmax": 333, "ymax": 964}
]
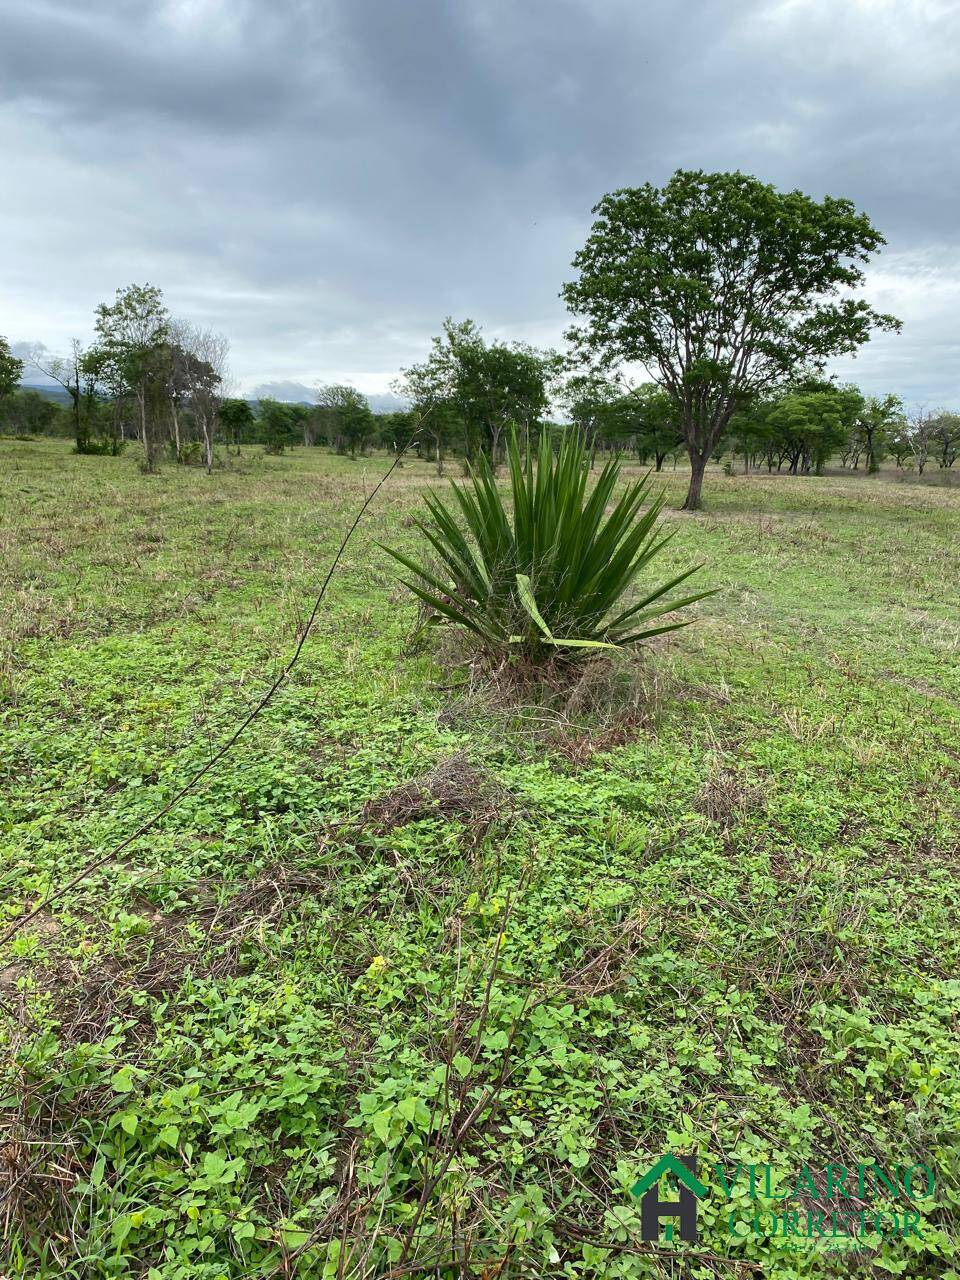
[{"xmin": 2, "ymin": 0, "xmax": 958, "ymax": 405}]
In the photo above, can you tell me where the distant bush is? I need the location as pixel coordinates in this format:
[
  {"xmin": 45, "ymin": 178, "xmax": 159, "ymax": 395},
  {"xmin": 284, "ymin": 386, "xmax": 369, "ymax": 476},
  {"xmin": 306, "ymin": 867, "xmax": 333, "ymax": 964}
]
[
  {"xmin": 168, "ymin": 438, "xmax": 204, "ymax": 466},
  {"xmin": 74, "ymin": 436, "xmax": 126, "ymax": 456},
  {"xmin": 385, "ymin": 429, "xmax": 713, "ymax": 661}
]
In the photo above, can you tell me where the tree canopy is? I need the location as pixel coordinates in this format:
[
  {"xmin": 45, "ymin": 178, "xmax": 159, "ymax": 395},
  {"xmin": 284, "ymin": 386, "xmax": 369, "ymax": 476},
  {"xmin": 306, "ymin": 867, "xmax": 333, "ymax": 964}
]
[
  {"xmin": 315, "ymin": 384, "xmax": 376, "ymax": 456},
  {"xmin": 563, "ymin": 169, "xmax": 900, "ymax": 508},
  {"xmin": 396, "ymin": 318, "xmax": 552, "ymax": 470},
  {"xmin": 0, "ymin": 337, "xmax": 24, "ymax": 398}
]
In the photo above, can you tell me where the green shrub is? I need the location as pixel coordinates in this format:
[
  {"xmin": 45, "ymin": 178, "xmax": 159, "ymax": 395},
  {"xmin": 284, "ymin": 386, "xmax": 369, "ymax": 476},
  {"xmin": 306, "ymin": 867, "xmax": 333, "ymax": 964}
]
[{"xmin": 384, "ymin": 429, "xmax": 714, "ymax": 660}]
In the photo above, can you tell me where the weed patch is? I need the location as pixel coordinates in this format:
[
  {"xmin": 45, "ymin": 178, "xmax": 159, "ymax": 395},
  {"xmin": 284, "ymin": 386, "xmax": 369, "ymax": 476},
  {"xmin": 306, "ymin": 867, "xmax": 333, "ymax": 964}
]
[{"xmin": 1, "ymin": 442, "xmax": 959, "ymax": 1276}]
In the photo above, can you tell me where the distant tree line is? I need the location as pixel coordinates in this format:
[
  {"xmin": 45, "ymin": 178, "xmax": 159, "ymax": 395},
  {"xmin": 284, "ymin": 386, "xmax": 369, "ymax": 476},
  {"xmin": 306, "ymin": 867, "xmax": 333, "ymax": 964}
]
[
  {"xmin": 551, "ymin": 372, "xmax": 960, "ymax": 479},
  {"xmin": 391, "ymin": 317, "xmax": 555, "ymax": 475},
  {"xmin": 4, "ymin": 161, "xmax": 959, "ymax": 505},
  {"xmin": 5, "ymin": 318, "xmax": 959, "ymax": 485},
  {"xmin": 2, "ymin": 286, "xmax": 229, "ymax": 472},
  {"xmin": 0, "ymin": 308, "xmax": 563, "ymax": 476}
]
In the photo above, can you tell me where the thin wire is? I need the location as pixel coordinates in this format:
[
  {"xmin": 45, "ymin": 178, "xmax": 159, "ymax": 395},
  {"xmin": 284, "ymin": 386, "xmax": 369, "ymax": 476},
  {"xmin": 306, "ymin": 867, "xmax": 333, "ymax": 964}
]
[{"xmin": 0, "ymin": 438, "xmax": 421, "ymax": 951}]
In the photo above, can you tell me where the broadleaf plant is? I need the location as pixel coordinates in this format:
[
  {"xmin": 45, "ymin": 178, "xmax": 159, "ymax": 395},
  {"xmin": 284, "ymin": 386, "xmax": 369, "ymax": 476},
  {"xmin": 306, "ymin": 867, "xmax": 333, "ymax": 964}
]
[{"xmin": 383, "ymin": 429, "xmax": 715, "ymax": 659}]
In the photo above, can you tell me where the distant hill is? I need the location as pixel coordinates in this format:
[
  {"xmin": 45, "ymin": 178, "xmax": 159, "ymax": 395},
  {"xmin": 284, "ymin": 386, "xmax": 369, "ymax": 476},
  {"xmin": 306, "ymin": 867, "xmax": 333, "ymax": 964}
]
[
  {"xmin": 367, "ymin": 392, "xmax": 410, "ymax": 415},
  {"xmin": 18, "ymin": 382, "xmax": 72, "ymax": 406},
  {"xmin": 249, "ymin": 382, "xmax": 408, "ymax": 414},
  {"xmin": 18, "ymin": 380, "xmax": 411, "ymax": 415}
]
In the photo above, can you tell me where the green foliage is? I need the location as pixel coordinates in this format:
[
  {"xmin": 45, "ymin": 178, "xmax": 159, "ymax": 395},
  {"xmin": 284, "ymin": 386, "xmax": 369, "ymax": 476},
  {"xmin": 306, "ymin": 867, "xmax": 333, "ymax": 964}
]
[
  {"xmin": 0, "ymin": 388, "xmax": 63, "ymax": 436},
  {"xmin": 384, "ymin": 428, "xmax": 712, "ymax": 658},
  {"xmin": 255, "ymin": 397, "xmax": 300, "ymax": 454},
  {"xmin": 2, "ymin": 441, "xmax": 960, "ymax": 1278},
  {"xmin": 928, "ymin": 410, "xmax": 960, "ymax": 469},
  {"xmin": 854, "ymin": 394, "xmax": 905, "ymax": 474},
  {"xmin": 87, "ymin": 284, "xmax": 171, "ymax": 470},
  {"xmin": 315, "ymin": 384, "xmax": 376, "ymax": 456},
  {"xmin": 596, "ymin": 385, "xmax": 684, "ymax": 470},
  {"xmin": 396, "ymin": 318, "xmax": 551, "ymax": 464},
  {"xmin": 218, "ymin": 397, "xmax": 255, "ymax": 449},
  {"xmin": 728, "ymin": 383, "xmax": 907, "ymax": 478},
  {"xmin": 377, "ymin": 409, "xmax": 418, "ymax": 457},
  {"xmin": 760, "ymin": 384, "xmax": 863, "ymax": 476},
  {"xmin": 563, "ymin": 168, "xmax": 901, "ymax": 508},
  {"xmin": 0, "ymin": 334, "xmax": 24, "ymax": 398}
]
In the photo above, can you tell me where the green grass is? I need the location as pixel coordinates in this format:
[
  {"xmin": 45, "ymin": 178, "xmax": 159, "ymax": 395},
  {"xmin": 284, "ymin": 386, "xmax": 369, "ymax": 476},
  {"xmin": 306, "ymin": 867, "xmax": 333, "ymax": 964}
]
[{"xmin": 1, "ymin": 438, "xmax": 959, "ymax": 1279}]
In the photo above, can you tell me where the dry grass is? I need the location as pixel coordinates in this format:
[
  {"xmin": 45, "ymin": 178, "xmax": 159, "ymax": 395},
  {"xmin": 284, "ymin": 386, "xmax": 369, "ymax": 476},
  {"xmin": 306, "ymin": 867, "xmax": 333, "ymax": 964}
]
[{"xmin": 359, "ymin": 753, "xmax": 514, "ymax": 834}]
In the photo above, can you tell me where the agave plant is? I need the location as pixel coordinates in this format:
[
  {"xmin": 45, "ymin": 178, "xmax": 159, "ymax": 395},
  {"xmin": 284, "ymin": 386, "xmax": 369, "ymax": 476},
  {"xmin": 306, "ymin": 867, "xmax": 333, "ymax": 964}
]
[{"xmin": 384, "ymin": 429, "xmax": 714, "ymax": 658}]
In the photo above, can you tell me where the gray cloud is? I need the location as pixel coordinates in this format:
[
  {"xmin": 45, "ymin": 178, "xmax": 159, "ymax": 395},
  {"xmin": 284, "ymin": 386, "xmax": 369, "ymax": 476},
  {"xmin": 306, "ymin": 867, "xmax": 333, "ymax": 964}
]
[{"xmin": 2, "ymin": 0, "xmax": 958, "ymax": 404}]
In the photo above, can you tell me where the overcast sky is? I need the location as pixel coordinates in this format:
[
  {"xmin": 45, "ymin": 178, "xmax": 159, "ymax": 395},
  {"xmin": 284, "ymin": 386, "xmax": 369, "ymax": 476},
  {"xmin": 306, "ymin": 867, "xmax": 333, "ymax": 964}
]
[{"xmin": 2, "ymin": 0, "xmax": 958, "ymax": 405}]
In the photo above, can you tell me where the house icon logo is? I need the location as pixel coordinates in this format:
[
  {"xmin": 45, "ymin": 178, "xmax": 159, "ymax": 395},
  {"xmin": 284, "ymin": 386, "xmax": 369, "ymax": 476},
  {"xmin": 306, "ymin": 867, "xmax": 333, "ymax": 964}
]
[{"xmin": 631, "ymin": 1154, "xmax": 707, "ymax": 1242}]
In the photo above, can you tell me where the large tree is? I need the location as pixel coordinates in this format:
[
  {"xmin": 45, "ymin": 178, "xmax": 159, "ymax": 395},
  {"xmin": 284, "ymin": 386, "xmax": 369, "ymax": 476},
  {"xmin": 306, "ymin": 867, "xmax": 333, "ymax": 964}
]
[
  {"xmin": 392, "ymin": 349, "xmax": 461, "ymax": 475},
  {"xmin": 563, "ymin": 170, "xmax": 900, "ymax": 509},
  {"xmin": 398, "ymin": 319, "xmax": 550, "ymax": 468},
  {"xmin": 854, "ymin": 394, "xmax": 904, "ymax": 474},
  {"xmin": 315, "ymin": 384, "xmax": 376, "ymax": 457},
  {"xmin": 175, "ymin": 324, "xmax": 228, "ymax": 473},
  {"xmin": 91, "ymin": 284, "xmax": 170, "ymax": 471}
]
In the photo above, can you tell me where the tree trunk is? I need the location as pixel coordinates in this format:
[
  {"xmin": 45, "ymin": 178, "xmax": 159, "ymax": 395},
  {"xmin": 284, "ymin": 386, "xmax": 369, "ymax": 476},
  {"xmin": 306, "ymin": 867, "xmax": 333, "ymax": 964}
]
[
  {"xmin": 866, "ymin": 438, "xmax": 879, "ymax": 473},
  {"xmin": 140, "ymin": 388, "xmax": 159, "ymax": 473},
  {"xmin": 202, "ymin": 415, "xmax": 213, "ymax": 474},
  {"xmin": 682, "ymin": 450, "xmax": 707, "ymax": 510},
  {"xmin": 489, "ymin": 423, "xmax": 502, "ymax": 470},
  {"xmin": 69, "ymin": 386, "xmax": 86, "ymax": 452},
  {"xmin": 171, "ymin": 400, "xmax": 182, "ymax": 462}
]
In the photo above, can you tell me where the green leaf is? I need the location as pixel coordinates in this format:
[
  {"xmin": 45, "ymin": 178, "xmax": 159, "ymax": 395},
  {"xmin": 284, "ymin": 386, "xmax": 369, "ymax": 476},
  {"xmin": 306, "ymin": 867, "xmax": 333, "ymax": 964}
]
[
  {"xmin": 452, "ymin": 1054, "xmax": 472, "ymax": 1080},
  {"xmin": 515, "ymin": 573, "xmax": 554, "ymax": 639},
  {"xmin": 372, "ymin": 1107, "xmax": 393, "ymax": 1144},
  {"xmin": 201, "ymin": 1151, "xmax": 230, "ymax": 1183},
  {"xmin": 110, "ymin": 1067, "xmax": 135, "ymax": 1093},
  {"xmin": 111, "ymin": 1214, "xmax": 134, "ymax": 1246},
  {"xmin": 397, "ymin": 1096, "xmax": 419, "ymax": 1124}
]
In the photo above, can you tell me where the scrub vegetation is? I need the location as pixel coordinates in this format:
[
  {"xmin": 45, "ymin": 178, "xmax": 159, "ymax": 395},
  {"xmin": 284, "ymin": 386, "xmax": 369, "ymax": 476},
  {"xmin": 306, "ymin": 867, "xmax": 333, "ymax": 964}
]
[{"xmin": 2, "ymin": 437, "xmax": 959, "ymax": 1278}]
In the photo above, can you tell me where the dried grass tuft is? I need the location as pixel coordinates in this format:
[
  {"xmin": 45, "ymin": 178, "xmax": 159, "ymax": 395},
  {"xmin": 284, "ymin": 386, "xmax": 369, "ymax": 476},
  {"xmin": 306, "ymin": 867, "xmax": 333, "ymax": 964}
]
[
  {"xmin": 359, "ymin": 753, "xmax": 513, "ymax": 833},
  {"xmin": 695, "ymin": 757, "xmax": 766, "ymax": 830}
]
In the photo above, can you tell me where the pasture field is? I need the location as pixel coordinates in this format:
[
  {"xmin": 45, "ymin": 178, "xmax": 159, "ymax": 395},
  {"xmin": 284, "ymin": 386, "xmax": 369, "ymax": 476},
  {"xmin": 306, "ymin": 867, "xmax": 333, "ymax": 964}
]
[{"xmin": 2, "ymin": 437, "xmax": 959, "ymax": 1279}]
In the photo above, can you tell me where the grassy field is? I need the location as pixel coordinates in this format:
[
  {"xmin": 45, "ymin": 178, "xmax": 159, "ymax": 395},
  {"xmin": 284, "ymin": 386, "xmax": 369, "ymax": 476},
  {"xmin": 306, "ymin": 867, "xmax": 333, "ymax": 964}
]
[{"xmin": 1, "ymin": 437, "xmax": 959, "ymax": 1279}]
